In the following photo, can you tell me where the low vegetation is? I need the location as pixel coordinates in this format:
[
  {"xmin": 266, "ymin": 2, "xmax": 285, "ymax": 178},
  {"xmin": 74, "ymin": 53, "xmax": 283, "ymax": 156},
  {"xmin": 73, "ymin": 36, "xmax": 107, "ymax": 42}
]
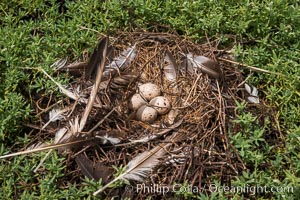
[{"xmin": 0, "ymin": 1, "xmax": 299, "ymax": 199}]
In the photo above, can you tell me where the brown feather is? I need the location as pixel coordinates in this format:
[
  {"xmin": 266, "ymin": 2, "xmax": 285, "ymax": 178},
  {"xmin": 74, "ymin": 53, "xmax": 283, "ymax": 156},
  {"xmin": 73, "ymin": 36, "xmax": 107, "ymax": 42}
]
[
  {"xmin": 85, "ymin": 37, "xmax": 110, "ymax": 80},
  {"xmin": 75, "ymin": 154, "xmax": 113, "ymax": 183},
  {"xmin": 184, "ymin": 54, "xmax": 223, "ymax": 80},
  {"xmin": 79, "ymin": 37, "xmax": 108, "ymax": 131}
]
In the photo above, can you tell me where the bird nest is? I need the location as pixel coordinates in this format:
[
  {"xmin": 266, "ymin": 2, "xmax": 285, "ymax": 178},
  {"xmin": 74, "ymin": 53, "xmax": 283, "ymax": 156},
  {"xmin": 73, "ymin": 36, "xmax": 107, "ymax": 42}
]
[{"xmin": 7, "ymin": 32, "xmax": 270, "ymax": 199}]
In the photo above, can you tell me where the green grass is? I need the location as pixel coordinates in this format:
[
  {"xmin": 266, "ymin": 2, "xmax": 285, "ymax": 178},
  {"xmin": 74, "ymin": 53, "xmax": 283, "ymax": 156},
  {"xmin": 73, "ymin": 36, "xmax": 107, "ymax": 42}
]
[{"xmin": 0, "ymin": 0, "xmax": 299, "ymax": 199}]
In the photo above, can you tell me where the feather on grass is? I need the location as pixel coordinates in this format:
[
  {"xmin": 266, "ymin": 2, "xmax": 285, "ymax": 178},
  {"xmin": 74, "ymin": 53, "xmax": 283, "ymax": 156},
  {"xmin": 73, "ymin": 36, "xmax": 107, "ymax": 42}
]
[{"xmin": 245, "ymin": 83, "xmax": 260, "ymax": 104}]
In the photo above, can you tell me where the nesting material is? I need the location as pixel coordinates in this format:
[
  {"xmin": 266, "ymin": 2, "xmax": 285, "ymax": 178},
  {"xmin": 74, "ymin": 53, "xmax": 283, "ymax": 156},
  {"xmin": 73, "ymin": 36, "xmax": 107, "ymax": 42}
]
[{"xmin": 5, "ymin": 32, "xmax": 277, "ymax": 199}]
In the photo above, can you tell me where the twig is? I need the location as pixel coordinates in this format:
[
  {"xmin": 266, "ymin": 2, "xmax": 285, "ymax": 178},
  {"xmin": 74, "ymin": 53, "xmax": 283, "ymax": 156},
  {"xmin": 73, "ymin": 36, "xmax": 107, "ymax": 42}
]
[
  {"xmin": 77, "ymin": 26, "xmax": 100, "ymax": 33},
  {"xmin": 33, "ymin": 150, "xmax": 53, "ymax": 172},
  {"xmin": 88, "ymin": 108, "xmax": 116, "ymax": 134},
  {"xmin": 217, "ymin": 57, "xmax": 284, "ymax": 76}
]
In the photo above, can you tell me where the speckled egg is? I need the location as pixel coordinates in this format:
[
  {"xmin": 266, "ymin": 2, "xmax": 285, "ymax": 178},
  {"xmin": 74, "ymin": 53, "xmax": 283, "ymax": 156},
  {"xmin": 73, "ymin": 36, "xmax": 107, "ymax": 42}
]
[
  {"xmin": 136, "ymin": 105, "xmax": 158, "ymax": 123},
  {"xmin": 129, "ymin": 93, "xmax": 147, "ymax": 110},
  {"xmin": 139, "ymin": 83, "xmax": 161, "ymax": 101},
  {"xmin": 149, "ymin": 96, "xmax": 171, "ymax": 115}
]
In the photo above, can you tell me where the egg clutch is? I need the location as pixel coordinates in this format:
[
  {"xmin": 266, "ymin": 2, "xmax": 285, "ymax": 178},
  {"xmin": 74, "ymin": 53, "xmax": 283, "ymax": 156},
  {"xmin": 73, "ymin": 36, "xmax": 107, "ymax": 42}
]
[{"xmin": 129, "ymin": 83, "xmax": 171, "ymax": 123}]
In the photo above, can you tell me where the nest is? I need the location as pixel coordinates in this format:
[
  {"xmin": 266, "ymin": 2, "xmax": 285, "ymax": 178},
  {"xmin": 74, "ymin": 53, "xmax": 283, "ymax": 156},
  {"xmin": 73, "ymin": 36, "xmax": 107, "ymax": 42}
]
[{"xmin": 22, "ymin": 32, "xmax": 258, "ymax": 199}]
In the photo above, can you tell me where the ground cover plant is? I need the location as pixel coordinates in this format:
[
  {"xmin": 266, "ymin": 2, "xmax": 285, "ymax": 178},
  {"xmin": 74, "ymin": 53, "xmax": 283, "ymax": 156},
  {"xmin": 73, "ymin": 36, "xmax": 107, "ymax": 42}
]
[{"xmin": 0, "ymin": 0, "xmax": 299, "ymax": 199}]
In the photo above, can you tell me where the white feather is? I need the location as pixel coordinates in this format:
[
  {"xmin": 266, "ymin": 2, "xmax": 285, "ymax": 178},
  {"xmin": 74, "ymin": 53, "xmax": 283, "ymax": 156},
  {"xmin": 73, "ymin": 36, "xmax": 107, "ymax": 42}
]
[
  {"xmin": 96, "ymin": 134, "xmax": 121, "ymax": 144},
  {"xmin": 124, "ymin": 148, "xmax": 164, "ymax": 182},
  {"xmin": 247, "ymin": 96, "xmax": 260, "ymax": 104},
  {"xmin": 251, "ymin": 86, "xmax": 259, "ymax": 97},
  {"xmin": 42, "ymin": 108, "xmax": 66, "ymax": 130},
  {"xmin": 244, "ymin": 83, "xmax": 252, "ymax": 95},
  {"xmin": 49, "ymin": 109, "xmax": 65, "ymax": 121},
  {"xmin": 245, "ymin": 84, "xmax": 259, "ymax": 103}
]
